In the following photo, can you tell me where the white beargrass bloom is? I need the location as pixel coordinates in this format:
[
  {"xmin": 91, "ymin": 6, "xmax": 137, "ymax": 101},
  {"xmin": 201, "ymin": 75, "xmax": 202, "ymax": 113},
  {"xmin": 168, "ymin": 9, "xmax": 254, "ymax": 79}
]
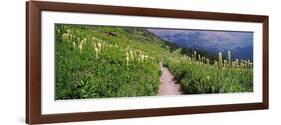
[
  {"xmin": 62, "ymin": 33, "xmax": 68, "ymax": 42},
  {"xmin": 206, "ymin": 58, "xmax": 209, "ymax": 65},
  {"xmin": 236, "ymin": 59, "xmax": 239, "ymax": 68},
  {"xmin": 224, "ymin": 60, "xmax": 227, "ymax": 67},
  {"xmin": 97, "ymin": 43, "xmax": 102, "ymax": 53},
  {"xmin": 78, "ymin": 42, "xmax": 83, "ymax": 52},
  {"xmin": 141, "ymin": 54, "xmax": 145, "ymax": 62},
  {"xmin": 130, "ymin": 50, "xmax": 134, "ymax": 59},
  {"xmin": 247, "ymin": 59, "xmax": 251, "ymax": 68},
  {"xmin": 228, "ymin": 50, "xmax": 231, "ymax": 66},
  {"xmin": 206, "ymin": 75, "xmax": 210, "ymax": 80},
  {"xmin": 126, "ymin": 52, "xmax": 129, "ymax": 56},
  {"xmin": 218, "ymin": 52, "xmax": 223, "ymax": 68},
  {"xmin": 144, "ymin": 55, "xmax": 148, "ymax": 60},
  {"xmin": 214, "ymin": 60, "xmax": 218, "ymax": 66},
  {"xmin": 94, "ymin": 47, "xmax": 99, "ymax": 57},
  {"xmin": 249, "ymin": 62, "xmax": 253, "ymax": 68},
  {"xmin": 126, "ymin": 52, "xmax": 130, "ymax": 65},
  {"xmin": 73, "ymin": 42, "xmax": 76, "ymax": 49},
  {"xmin": 240, "ymin": 63, "xmax": 244, "ymax": 68},
  {"xmin": 193, "ymin": 50, "xmax": 197, "ymax": 60},
  {"xmin": 232, "ymin": 61, "xmax": 236, "ymax": 68},
  {"xmin": 126, "ymin": 56, "xmax": 129, "ymax": 65},
  {"xmin": 80, "ymin": 40, "xmax": 84, "ymax": 45},
  {"xmin": 97, "ymin": 43, "xmax": 102, "ymax": 49}
]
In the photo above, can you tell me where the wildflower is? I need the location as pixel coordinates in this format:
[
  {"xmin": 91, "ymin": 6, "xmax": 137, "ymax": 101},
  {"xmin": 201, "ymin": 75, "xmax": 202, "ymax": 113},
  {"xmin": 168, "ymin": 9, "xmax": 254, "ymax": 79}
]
[
  {"xmin": 249, "ymin": 62, "xmax": 253, "ymax": 68},
  {"xmin": 206, "ymin": 58, "xmax": 209, "ymax": 65},
  {"xmin": 77, "ymin": 37, "xmax": 80, "ymax": 41},
  {"xmin": 126, "ymin": 52, "xmax": 130, "ymax": 65},
  {"xmin": 232, "ymin": 61, "xmax": 236, "ymax": 68},
  {"xmin": 126, "ymin": 56, "xmax": 129, "ymax": 65},
  {"xmin": 130, "ymin": 50, "xmax": 134, "ymax": 59},
  {"xmin": 72, "ymin": 42, "xmax": 76, "ymax": 49},
  {"xmin": 247, "ymin": 59, "xmax": 251, "ymax": 68},
  {"xmin": 97, "ymin": 43, "xmax": 102, "ymax": 53},
  {"xmin": 206, "ymin": 75, "xmax": 210, "ymax": 80},
  {"xmin": 140, "ymin": 54, "xmax": 145, "ymax": 62},
  {"xmin": 236, "ymin": 59, "xmax": 239, "ymax": 68},
  {"xmin": 240, "ymin": 62, "xmax": 245, "ymax": 68},
  {"xmin": 66, "ymin": 29, "xmax": 71, "ymax": 33},
  {"xmin": 214, "ymin": 60, "xmax": 218, "ymax": 65},
  {"xmin": 94, "ymin": 47, "xmax": 99, "ymax": 57},
  {"xmin": 228, "ymin": 50, "xmax": 231, "ymax": 66},
  {"xmin": 193, "ymin": 50, "xmax": 197, "ymax": 60},
  {"xmin": 97, "ymin": 43, "xmax": 102, "ymax": 49},
  {"xmin": 126, "ymin": 52, "xmax": 129, "ymax": 57},
  {"xmin": 62, "ymin": 33, "xmax": 68, "ymax": 42},
  {"xmin": 218, "ymin": 52, "xmax": 223, "ymax": 68},
  {"xmin": 224, "ymin": 60, "xmax": 227, "ymax": 67},
  {"xmin": 202, "ymin": 57, "xmax": 205, "ymax": 63},
  {"xmin": 144, "ymin": 55, "xmax": 148, "ymax": 60},
  {"xmin": 80, "ymin": 40, "xmax": 84, "ymax": 45},
  {"xmin": 78, "ymin": 42, "xmax": 83, "ymax": 52}
]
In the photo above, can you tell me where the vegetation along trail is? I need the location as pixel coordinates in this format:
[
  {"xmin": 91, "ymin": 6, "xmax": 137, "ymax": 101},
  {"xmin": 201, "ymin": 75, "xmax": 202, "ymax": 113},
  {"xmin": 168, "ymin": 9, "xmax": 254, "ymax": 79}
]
[
  {"xmin": 158, "ymin": 61, "xmax": 182, "ymax": 95},
  {"xmin": 55, "ymin": 24, "xmax": 253, "ymax": 99}
]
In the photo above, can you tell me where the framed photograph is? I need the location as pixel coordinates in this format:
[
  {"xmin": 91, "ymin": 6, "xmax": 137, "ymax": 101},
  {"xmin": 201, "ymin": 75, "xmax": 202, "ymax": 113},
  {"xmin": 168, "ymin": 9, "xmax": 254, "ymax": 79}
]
[{"xmin": 26, "ymin": 1, "xmax": 269, "ymax": 124}]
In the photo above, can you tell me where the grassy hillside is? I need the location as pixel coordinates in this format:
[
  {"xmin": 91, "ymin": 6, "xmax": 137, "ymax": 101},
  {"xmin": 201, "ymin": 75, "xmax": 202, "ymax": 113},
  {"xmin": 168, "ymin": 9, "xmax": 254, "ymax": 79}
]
[
  {"xmin": 55, "ymin": 24, "xmax": 168, "ymax": 99},
  {"xmin": 55, "ymin": 24, "xmax": 253, "ymax": 100}
]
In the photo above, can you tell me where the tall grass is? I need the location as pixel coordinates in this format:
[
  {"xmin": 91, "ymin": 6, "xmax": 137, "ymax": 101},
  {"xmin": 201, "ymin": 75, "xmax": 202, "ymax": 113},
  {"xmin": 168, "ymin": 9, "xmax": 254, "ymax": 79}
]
[
  {"xmin": 163, "ymin": 50, "xmax": 253, "ymax": 94},
  {"xmin": 55, "ymin": 24, "xmax": 162, "ymax": 99}
]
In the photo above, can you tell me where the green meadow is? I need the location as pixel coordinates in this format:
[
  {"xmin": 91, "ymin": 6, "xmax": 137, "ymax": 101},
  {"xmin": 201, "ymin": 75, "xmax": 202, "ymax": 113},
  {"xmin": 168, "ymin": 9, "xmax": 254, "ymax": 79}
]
[{"xmin": 55, "ymin": 24, "xmax": 253, "ymax": 100}]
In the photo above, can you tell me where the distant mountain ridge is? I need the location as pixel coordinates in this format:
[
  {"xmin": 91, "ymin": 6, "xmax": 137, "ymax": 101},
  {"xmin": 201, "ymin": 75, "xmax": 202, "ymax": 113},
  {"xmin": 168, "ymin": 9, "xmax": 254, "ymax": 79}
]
[{"xmin": 147, "ymin": 28, "xmax": 253, "ymax": 60}]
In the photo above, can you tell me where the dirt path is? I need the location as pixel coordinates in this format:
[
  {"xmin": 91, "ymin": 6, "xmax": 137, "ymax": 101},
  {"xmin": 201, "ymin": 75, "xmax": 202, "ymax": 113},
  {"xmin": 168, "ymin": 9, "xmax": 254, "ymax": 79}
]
[{"xmin": 157, "ymin": 62, "xmax": 182, "ymax": 95}]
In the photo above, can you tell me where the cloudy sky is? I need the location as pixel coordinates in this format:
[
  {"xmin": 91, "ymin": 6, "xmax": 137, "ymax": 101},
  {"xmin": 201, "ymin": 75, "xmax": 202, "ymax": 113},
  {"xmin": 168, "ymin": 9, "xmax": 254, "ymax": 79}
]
[
  {"xmin": 147, "ymin": 28, "xmax": 253, "ymax": 50},
  {"xmin": 147, "ymin": 28, "xmax": 253, "ymax": 59}
]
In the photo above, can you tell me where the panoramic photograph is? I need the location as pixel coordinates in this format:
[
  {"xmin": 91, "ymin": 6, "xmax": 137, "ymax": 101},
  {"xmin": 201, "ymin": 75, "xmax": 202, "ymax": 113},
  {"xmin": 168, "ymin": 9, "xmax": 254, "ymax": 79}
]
[{"xmin": 55, "ymin": 24, "xmax": 253, "ymax": 100}]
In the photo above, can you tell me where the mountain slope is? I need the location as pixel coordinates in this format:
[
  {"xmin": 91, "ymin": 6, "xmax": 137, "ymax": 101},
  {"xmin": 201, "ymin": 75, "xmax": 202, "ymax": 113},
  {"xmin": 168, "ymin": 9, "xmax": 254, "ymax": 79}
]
[{"xmin": 55, "ymin": 24, "xmax": 170, "ymax": 99}]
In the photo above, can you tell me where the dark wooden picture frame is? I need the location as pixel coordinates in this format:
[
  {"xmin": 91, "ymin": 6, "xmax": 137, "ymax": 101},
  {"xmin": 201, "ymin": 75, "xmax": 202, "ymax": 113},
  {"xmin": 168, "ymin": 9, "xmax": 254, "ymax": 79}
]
[{"xmin": 26, "ymin": 1, "xmax": 269, "ymax": 124}]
